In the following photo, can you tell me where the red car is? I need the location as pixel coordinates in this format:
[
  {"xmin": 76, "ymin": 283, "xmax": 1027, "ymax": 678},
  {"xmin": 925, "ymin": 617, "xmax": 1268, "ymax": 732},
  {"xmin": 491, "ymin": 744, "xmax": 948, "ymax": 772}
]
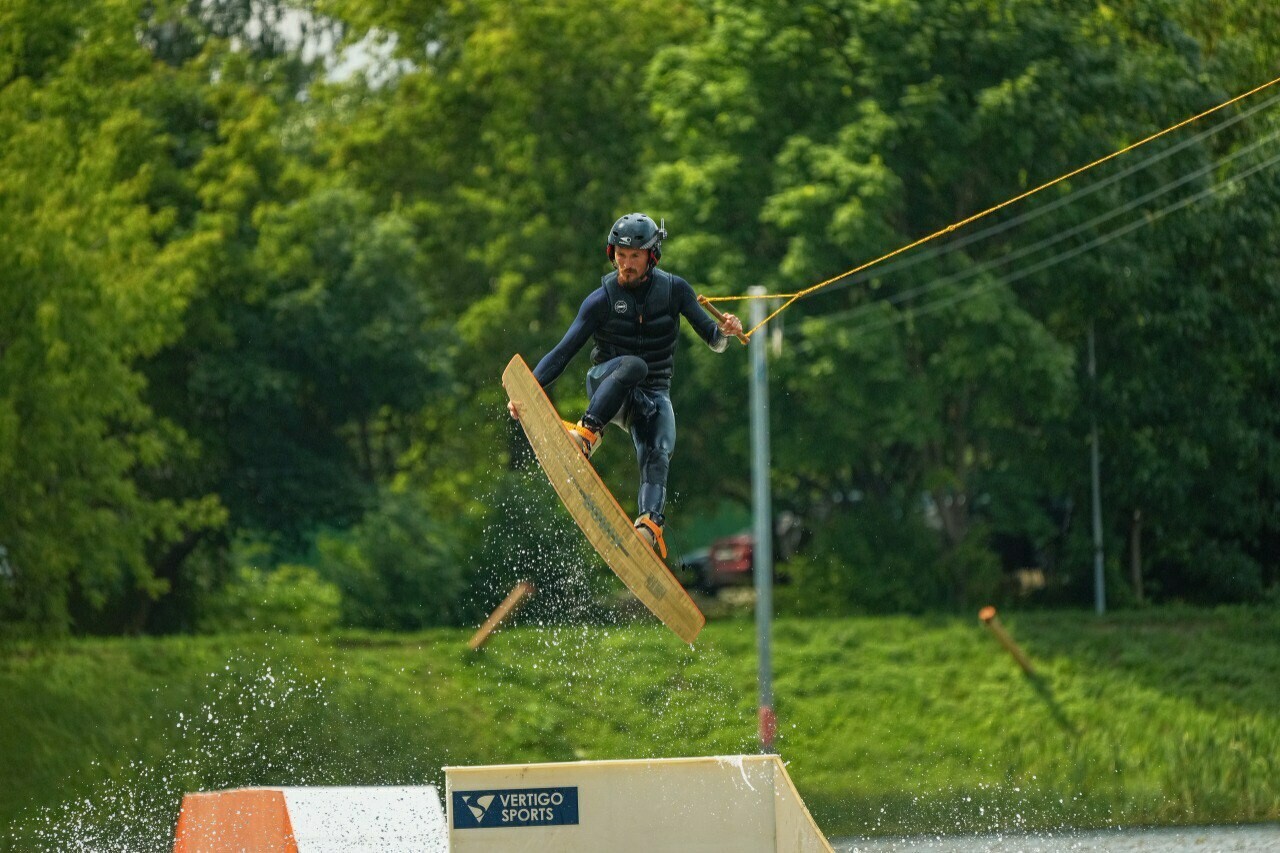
[
  {"xmin": 679, "ymin": 533, "xmax": 767, "ymax": 593},
  {"xmin": 706, "ymin": 533, "xmax": 754, "ymax": 589},
  {"xmin": 678, "ymin": 514, "xmax": 803, "ymax": 593}
]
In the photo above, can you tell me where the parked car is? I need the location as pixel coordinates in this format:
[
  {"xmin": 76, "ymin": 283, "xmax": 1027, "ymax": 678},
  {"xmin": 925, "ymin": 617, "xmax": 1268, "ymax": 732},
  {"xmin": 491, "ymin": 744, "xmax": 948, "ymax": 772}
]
[
  {"xmin": 678, "ymin": 532, "xmax": 791, "ymax": 594},
  {"xmin": 677, "ymin": 513, "xmax": 805, "ymax": 594},
  {"xmin": 705, "ymin": 533, "xmax": 754, "ymax": 591}
]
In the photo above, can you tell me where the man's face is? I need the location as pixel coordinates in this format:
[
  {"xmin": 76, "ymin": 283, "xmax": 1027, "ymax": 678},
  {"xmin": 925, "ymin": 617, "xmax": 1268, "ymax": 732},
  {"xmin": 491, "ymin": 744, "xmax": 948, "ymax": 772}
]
[{"xmin": 614, "ymin": 246, "xmax": 650, "ymax": 286}]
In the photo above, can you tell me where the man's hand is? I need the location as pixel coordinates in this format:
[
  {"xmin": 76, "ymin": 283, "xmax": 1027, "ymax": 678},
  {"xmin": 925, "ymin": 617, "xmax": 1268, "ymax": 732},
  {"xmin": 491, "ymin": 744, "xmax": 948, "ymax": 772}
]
[
  {"xmin": 718, "ymin": 313, "xmax": 744, "ymax": 339},
  {"xmin": 508, "ymin": 399, "xmax": 520, "ymax": 420}
]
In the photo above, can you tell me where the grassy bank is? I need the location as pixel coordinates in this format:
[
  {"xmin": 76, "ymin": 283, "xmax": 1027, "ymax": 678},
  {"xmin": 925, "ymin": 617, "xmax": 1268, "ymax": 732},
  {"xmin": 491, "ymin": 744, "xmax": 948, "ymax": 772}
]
[{"xmin": 2, "ymin": 606, "xmax": 1278, "ymax": 850}]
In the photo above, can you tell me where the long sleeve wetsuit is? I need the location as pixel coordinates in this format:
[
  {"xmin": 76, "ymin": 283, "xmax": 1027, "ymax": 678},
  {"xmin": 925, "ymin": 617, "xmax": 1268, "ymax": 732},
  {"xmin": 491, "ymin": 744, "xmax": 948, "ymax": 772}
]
[
  {"xmin": 532, "ymin": 275, "xmax": 726, "ymax": 390},
  {"xmin": 530, "ymin": 271, "xmax": 727, "ymax": 524}
]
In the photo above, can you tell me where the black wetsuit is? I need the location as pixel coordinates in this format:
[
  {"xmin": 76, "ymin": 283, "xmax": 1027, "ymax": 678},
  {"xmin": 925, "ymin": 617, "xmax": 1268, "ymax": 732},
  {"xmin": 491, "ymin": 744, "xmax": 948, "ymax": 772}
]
[{"xmin": 533, "ymin": 268, "xmax": 727, "ymax": 523}]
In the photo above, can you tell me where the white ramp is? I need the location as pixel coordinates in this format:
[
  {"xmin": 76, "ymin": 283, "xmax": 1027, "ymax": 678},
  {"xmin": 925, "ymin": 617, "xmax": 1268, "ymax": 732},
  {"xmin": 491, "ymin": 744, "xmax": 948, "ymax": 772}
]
[
  {"xmin": 445, "ymin": 754, "xmax": 833, "ymax": 852},
  {"xmin": 173, "ymin": 785, "xmax": 447, "ymax": 852}
]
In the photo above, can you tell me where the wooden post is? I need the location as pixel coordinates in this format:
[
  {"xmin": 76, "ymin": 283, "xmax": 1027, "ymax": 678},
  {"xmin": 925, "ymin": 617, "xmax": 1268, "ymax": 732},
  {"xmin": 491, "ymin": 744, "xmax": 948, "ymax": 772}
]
[
  {"xmin": 978, "ymin": 606, "xmax": 1036, "ymax": 676},
  {"xmin": 469, "ymin": 581, "xmax": 535, "ymax": 651}
]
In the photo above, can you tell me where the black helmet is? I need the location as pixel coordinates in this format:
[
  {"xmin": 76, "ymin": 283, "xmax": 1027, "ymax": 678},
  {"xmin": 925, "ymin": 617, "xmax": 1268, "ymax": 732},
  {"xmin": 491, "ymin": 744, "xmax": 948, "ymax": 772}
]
[{"xmin": 606, "ymin": 213, "xmax": 667, "ymax": 267}]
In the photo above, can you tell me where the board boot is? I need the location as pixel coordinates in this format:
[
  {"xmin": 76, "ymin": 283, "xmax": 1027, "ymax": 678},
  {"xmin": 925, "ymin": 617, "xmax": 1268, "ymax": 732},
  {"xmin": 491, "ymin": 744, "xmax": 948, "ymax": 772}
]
[
  {"xmin": 634, "ymin": 513, "xmax": 668, "ymax": 560},
  {"xmin": 562, "ymin": 419, "xmax": 601, "ymax": 459}
]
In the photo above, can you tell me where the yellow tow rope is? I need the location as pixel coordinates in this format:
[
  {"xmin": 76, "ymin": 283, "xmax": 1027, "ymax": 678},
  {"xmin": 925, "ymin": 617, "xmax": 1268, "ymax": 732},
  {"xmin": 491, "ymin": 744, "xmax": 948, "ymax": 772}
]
[{"xmin": 702, "ymin": 74, "xmax": 1280, "ymax": 340}]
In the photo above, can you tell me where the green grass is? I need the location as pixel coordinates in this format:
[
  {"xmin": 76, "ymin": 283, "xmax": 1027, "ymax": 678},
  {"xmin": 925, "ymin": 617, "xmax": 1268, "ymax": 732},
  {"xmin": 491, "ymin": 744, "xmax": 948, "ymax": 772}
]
[{"xmin": 2, "ymin": 606, "xmax": 1278, "ymax": 850}]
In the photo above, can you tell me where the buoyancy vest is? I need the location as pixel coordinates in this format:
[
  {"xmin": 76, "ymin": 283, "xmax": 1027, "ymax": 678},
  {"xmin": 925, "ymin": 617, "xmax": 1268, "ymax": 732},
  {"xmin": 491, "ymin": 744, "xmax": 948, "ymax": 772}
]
[{"xmin": 592, "ymin": 269, "xmax": 679, "ymax": 389}]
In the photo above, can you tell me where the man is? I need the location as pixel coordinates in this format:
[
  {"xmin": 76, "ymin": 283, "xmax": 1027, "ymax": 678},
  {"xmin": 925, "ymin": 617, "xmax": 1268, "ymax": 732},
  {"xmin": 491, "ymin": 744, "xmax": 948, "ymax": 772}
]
[{"xmin": 509, "ymin": 213, "xmax": 743, "ymax": 559}]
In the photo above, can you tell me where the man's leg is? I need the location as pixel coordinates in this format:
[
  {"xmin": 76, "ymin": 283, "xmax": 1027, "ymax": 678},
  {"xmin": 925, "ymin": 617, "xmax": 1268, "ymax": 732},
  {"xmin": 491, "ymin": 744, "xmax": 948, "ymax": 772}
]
[
  {"xmin": 630, "ymin": 392, "xmax": 675, "ymax": 558},
  {"xmin": 583, "ymin": 356, "xmax": 648, "ymax": 431},
  {"xmin": 563, "ymin": 356, "xmax": 648, "ymax": 459}
]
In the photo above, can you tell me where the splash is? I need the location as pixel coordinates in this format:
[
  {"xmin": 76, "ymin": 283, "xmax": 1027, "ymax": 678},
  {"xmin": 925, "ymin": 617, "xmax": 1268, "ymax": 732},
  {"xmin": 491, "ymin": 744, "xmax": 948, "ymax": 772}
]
[{"xmin": 7, "ymin": 650, "xmax": 446, "ymax": 852}]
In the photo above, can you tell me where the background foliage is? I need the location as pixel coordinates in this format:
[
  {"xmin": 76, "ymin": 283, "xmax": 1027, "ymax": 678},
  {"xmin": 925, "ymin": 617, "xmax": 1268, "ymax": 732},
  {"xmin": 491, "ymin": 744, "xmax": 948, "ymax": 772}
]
[{"xmin": 1, "ymin": 0, "xmax": 1278, "ymax": 635}]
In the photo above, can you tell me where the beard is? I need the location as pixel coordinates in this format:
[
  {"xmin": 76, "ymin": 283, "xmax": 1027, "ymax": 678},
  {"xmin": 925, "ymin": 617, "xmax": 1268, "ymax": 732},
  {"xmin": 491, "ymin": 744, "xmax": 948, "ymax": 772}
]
[{"xmin": 618, "ymin": 267, "xmax": 649, "ymax": 288}]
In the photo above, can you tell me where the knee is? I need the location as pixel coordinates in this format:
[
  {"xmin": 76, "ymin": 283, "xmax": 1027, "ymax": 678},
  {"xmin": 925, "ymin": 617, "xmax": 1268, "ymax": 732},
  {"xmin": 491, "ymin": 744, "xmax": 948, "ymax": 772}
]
[
  {"xmin": 641, "ymin": 445, "xmax": 671, "ymax": 479},
  {"xmin": 617, "ymin": 356, "xmax": 648, "ymax": 386}
]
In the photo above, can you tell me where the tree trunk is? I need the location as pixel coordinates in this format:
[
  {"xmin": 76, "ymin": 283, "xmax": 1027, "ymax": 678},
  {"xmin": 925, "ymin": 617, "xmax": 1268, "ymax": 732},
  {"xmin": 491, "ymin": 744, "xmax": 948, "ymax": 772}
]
[
  {"xmin": 1129, "ymin": 507, "xmax": 1144, "ymax": 604},
  {"xmin": 132, "ymin": 529, "xmax": 208, "ymax": 634}
]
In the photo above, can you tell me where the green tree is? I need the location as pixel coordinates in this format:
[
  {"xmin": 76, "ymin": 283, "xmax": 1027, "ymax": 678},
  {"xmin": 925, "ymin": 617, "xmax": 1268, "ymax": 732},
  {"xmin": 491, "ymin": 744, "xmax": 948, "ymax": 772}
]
[
  {"xmin": 127, "ymin": 11, "xmax": 454, "ymax": 630},
  {"xmin": 311, "ymin": 489, "xmax": 466, "ymax": 630},
  {"xmin": 642, "ymin": 0, "xmax": 1277, "ymax": 608},
  {"xmin": 1024, "ymin": 0, "xmax": 1280, "ymax": 603},
  {"xmin": 0, "ymin": 0, "xmax": 222, "ymax": 633},
  {"xmin": 311, "ymin": 0, "xmax": 702, "ymax": 553}
]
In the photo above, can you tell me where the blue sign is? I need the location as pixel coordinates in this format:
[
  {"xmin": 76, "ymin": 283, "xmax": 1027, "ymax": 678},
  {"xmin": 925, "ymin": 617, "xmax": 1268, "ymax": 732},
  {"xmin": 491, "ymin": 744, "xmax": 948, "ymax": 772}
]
[{"xmin": 452, "ymin": 786, "xmax": 580, "ymax": 829}]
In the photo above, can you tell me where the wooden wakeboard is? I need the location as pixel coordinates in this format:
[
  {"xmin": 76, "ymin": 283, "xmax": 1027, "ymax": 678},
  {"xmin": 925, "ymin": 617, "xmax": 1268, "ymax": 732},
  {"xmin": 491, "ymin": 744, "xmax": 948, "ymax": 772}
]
[{"xmin": 502, "ymin": 355, "xmax": 705, "ymax": 644}]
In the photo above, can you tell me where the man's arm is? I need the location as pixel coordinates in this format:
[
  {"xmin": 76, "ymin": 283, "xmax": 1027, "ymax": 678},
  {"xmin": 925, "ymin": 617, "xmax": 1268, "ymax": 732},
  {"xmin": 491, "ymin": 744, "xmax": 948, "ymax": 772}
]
[
  {"xmin": 510, "ymin": 291, "xmax": 605, "ymax": 420},
  {"xmin": 674, "ymin": 278, "xmax": 740, "ymax": 352},
  {"xmin": 532, "ymin": 289, "xmax": 607, "ymax": 387}
]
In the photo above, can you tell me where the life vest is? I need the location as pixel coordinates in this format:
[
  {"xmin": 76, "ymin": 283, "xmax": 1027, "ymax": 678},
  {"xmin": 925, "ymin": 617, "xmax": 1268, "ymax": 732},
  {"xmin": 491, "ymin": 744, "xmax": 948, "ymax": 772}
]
[{"xmin": 592, "ymin": 269, "xmax": 679, "ymax": 389}]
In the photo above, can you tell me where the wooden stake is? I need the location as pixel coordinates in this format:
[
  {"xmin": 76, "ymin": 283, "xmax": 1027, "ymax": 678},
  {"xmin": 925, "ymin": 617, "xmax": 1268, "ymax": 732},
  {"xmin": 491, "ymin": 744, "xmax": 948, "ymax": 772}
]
[
  {"xmin": 978, "ymin": 606, "xmax": 1036, "ymax": 676},
  {"xmin": 469, "ymin": 581, "xmax": 536, "ymax": 651}
]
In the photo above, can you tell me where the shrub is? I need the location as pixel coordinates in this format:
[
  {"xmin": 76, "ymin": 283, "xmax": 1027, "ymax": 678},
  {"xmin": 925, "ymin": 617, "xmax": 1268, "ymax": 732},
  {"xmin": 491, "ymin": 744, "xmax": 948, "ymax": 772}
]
[
  {"xmin": 780, "ymin": 501, "xmax": 950, "ymax": 614},
  {"xmin": 200, "ymin": 563, "xmax": 341, "ymax": 634},
  {"xmin": 312, "ymin": 490, "xmax": 468, "ymax": 630}
]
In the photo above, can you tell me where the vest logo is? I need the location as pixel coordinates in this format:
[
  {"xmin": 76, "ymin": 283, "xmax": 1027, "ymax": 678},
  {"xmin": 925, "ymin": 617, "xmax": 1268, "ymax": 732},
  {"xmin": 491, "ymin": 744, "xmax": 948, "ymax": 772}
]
[
  {"xmin": 452, "ymin": 787, "xmax": 579, "ymax": 830},
  {"xmin": 613, "ymin": 299, "xmax": 628, "ymax": 314}
]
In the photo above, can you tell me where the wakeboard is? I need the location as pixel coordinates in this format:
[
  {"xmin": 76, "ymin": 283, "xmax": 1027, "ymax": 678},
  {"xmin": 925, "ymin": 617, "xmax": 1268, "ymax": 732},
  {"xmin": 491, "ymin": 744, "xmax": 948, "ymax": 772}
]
[{"xmin": 502, "ymin": 355, "xmax": 705, "ymax": 643}]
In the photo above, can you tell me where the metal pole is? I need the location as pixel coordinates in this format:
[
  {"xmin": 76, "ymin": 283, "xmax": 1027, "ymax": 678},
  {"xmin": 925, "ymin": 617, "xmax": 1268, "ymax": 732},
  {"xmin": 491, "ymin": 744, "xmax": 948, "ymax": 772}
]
[
  {"xmin": 748, "ymin": 286, "xmax": 776, "ymax": 750},
  {"xmin": 1088, "ymin": 321, "xmax": 1106, "ymax": 615}
]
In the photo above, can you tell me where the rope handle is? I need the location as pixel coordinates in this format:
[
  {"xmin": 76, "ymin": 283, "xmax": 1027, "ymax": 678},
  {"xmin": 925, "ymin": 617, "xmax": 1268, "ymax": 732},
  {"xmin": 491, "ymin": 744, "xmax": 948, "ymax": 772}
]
[{"xmin": 697, "ymin": 295, "xmax": 750, "ymax": 344}]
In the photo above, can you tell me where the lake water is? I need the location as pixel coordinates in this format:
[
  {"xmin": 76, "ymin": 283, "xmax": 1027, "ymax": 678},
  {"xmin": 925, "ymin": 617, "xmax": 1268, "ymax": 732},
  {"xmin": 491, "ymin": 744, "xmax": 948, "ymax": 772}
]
[{"xmin": 834, "ymin": 823, "xmax": 1280, "ymax": 852}]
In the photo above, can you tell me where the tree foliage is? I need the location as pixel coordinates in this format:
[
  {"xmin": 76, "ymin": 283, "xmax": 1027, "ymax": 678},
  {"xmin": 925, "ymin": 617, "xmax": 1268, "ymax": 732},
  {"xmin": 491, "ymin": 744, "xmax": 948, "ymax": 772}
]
[
  {"xmin": 0, "ymin": 0, "xmax": 223, "ymax": 633},
  {"xmin": 646, "ymin": 0, "xmax": 1280, "ymax": 609},
  {"xmin": 2, "ymin": 0, "xmax": 1277, "ymax": 633}
]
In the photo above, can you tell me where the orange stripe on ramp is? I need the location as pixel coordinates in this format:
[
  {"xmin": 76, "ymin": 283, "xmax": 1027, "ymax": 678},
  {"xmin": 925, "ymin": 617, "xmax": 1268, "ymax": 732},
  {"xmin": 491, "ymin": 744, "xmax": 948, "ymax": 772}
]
[{"xmin": 173, "ymin": 788, "xmax": 298, "ymax": 852}]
